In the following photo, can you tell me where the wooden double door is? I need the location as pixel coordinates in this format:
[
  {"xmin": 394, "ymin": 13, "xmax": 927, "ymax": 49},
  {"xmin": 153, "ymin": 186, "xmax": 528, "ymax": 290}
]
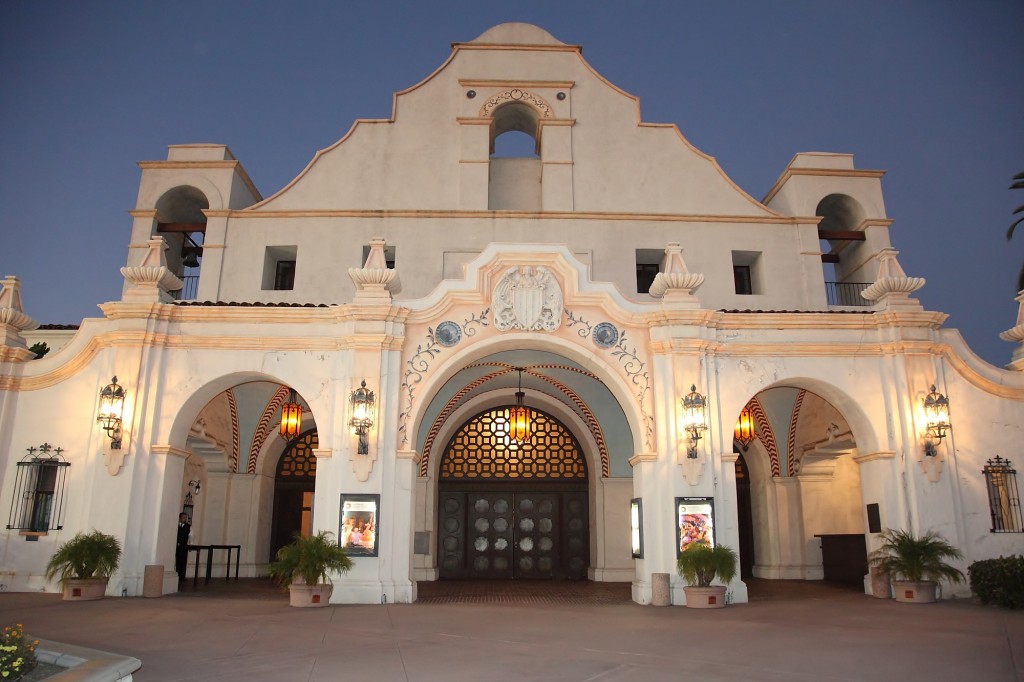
[{"xmin": 438, "ymin": 489, "xmax": 589, "ymax": 580}]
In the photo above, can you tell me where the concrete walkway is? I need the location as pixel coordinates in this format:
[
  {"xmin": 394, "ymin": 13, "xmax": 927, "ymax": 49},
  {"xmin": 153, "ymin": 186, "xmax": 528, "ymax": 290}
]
[{"xmin": 2, "ymin": 583, "xmax": 1022, "ymax": 681}]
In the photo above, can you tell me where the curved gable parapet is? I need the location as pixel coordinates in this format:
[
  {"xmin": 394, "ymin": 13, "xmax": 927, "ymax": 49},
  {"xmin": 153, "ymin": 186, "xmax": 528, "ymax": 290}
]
[
  {"xmin": 466, "ymin": 23, "xmax": 569, "ymax": 47},
  {"xmin": 246, "ymin": 23, "xmax": 777, "ymax": 218}
]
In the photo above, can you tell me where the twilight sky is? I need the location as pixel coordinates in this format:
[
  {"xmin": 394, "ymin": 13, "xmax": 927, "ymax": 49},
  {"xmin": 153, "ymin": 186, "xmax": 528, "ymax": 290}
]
[{"xmin": 1, "ymin": 1, "xmax": 1022, "ymax": 366}]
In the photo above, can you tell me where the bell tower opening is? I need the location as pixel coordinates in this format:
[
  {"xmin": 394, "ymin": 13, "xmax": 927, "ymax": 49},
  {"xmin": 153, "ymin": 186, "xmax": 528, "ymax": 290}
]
[{"xmin": 488, "ymin": 102, "xmax": 541, "ymax": 210}]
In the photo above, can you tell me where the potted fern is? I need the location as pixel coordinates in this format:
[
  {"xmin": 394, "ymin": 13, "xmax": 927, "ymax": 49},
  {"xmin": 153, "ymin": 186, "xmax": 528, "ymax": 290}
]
[
  {"xmin": 268, "ymin": 531, "xmax": 353, "ymax": 607},
  {"xmin": 868, "ymin": 528, "xmax": 964, "ymax": 603},
  {"xmin": 45, "ymin": 530, "xmax": 121, "ymax": 601},
  {"xmin": 676, "ymin": 540, "xmax": 738, "ymax": 609}
]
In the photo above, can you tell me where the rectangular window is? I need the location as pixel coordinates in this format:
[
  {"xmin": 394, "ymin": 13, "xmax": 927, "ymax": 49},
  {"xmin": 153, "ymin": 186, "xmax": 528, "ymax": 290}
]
[
  {"xmin": 262, "ymin": 246, "xmax": 298, "ymax": 291},
  {"xmin": 274, "ymin": 260, "xmax": 296, "ymax": 291},
  {"xmin": 984, "ymin": 456, "xmax": 1023, "ymax": 533},
  {"xmin": 7, "ymin": 450, "xmax": 70, "ymax": 534},
  {"xmin": 732, "ymin": 251, "xmax": 762, "ymax": 295},
  {"xmin": 733, "ymin": 265, "xmax": 752, "ymax": 295},
  {"xmin": 635, "ymin": 248, "xmax": 663, "ymax": 294}
]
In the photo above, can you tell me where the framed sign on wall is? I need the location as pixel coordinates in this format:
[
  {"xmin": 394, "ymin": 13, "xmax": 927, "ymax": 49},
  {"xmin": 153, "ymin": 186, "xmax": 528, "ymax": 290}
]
[
  {"xmin": 339, "ymin": 494, "xmax": 380, "ymax": 557},
  {"xmin": 675, "ymin": 497, "xmax": 715, "ymax": 558}
]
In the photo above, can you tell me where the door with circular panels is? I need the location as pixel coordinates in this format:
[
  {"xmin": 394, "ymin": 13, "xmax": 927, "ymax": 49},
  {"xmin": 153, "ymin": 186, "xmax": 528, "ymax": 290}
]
[{"xmin": 437, "ymin": 406, "xmax": 589, "ymax": 580}]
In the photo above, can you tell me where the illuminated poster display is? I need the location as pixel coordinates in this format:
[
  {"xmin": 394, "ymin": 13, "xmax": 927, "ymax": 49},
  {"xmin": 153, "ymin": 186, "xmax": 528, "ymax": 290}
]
[
  {"xmin": 676, "ymin": 497, "xmax": 715, "ymax": 556},
  {"xmin": 630, "ymin": 498, "xmax": 644, "ymax": 558},
  {"xmin": 339, "ymin": 494, "xmax": 380, "ymax": 557}
]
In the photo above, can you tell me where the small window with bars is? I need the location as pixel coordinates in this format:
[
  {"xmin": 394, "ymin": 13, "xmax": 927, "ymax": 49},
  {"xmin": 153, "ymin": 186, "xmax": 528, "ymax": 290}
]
[
  {"xmin": 983, "ymin": 456, "xmax": 1023, "ymax": 533},
  {"xmin": 7, "ymin": 445, "xmax": 70, "ymax": 533}
]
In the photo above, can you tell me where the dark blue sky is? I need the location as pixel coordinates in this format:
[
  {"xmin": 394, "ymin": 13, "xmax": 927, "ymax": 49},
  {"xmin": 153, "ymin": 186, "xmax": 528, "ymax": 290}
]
[{"xmin": 1, "ymin": 1, "xmax": 1022, "ymax": 366}]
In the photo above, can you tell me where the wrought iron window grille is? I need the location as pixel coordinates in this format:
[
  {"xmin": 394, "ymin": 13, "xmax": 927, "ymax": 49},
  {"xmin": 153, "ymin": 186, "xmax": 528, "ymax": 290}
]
[
  {"xmin": 7, "ymin": 444, "xmax": 70, "ymax": 533},
  {"xmin": 983, "ymin": 456, "xmax": 1023, "ymax": 533}
]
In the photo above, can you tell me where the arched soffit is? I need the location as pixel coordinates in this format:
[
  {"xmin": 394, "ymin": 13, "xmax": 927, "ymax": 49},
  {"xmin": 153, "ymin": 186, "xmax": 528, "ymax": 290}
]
[
  {"xmin": 416, "ymin": 355, "xmax": 616, "ymax": 478},
  {"xmin": 425, "ymin": 389, "xmax": 605, "ymax": 484},
  {"xmin": 816, "ymin": 193, "xmax": 866, "ymax": 233},
  {"xmin": 184, "ymin": 380, "xmax": 314, "ymax": 475},
  {"xmin": 404, "ymin": 340, "xmax": 642, "ymax": 463},
  {"xmin": 154, "ymin": 186, "xmax": 211, "ymax": 223},
  {"xmin": 733, "ymin": 378, "xmax": 878, "ymax": 477},
  {"xmin": 167, "ymin": 372, "xmax": 315, "ymax": 453}
]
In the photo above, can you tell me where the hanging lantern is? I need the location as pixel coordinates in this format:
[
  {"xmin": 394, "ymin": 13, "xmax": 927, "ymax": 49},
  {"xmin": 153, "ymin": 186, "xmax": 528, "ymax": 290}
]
[
  {"xmin": 508, "ymin": 368, "xmax": 532, "ymax": 444},
  {"xmin": 734, "ymin": 404, "xmax": 755, "ymax": 450},
  {"xmin": 280, "ymin": 389, "xmax": 302, "ymax": 439}
]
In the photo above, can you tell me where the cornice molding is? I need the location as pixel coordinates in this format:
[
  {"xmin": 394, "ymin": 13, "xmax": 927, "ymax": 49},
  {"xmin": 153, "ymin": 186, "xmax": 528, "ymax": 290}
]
[
  {"xmin": 202, "ymin": 208, "xmax": 809, "ymax": 225},
  {"xmin": 763, "ymin": 167, "xmax": 887, "ymax": 204}
]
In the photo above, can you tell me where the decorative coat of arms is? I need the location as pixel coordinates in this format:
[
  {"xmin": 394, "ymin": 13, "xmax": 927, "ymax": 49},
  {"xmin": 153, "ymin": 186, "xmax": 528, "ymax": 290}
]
[{"xmin": 492, "ymin": 266, "xmax": 562, "ymax": 332}]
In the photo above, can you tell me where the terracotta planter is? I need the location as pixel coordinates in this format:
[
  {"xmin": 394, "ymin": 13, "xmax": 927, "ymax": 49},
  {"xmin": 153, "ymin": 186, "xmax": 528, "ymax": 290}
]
[
  {"xmin": 62, "ymin": 577, "xmax": 109, "ymax": 601},
  {"xmin": 683, "ymin": 585, "xmax": 727, "ymax": 609},
  {"xmin": 288, "ymin": 582, "xmax": 333, "ymax": 607},
  {"xmin": 892, "ymin": 580, "xmax": 937, "ymax": 603}
]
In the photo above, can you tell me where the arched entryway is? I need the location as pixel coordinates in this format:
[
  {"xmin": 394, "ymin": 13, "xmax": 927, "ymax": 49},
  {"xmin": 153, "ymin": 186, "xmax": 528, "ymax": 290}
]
[
  {"xmin": 270, "ymin": 428, "xmax": 317, "ymax": 561},
  {"xmin": 733, "ymin": 386, "xmax": 867, "ymax": 584},
  {"xmin": 437, "ymin": 406, "xmax": 589, "ymax": 580}
]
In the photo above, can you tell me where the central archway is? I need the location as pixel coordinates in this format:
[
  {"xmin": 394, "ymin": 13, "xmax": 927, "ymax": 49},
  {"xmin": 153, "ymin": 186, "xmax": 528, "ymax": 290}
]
[{"xmin": 437, "ymin": 405, "xmax": 589, "ymax": 580}]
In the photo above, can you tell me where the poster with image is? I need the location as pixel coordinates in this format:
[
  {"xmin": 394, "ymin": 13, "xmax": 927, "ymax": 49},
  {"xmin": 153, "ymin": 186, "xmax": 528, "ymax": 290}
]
[
  {"xmin": 676, "ymin": 497, "xmax": 715, "ymax": 555},
  {"xmin": 339, "ymin": 494, "xmax": 380, "ymax": 557}
]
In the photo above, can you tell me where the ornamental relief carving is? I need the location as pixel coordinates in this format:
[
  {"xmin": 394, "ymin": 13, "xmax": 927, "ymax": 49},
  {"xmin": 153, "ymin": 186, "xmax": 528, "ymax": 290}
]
[
  {"xmin": 480, "ymin": 89, "xmax": 553, "ymax": 118},
  {"xmin": 492, "ymin": 266, "xmax": 562, "ymax": 332}
]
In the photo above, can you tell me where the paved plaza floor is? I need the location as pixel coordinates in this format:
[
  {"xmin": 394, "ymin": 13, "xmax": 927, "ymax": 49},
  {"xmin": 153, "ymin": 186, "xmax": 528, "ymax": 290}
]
[{"xmin": 2, "ymin": 580, "xmax": 1022, "ymax": 681}]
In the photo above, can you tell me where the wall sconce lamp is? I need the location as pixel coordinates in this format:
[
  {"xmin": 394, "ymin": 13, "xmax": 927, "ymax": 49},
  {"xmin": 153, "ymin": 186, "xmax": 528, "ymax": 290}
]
[
  {"xmin": 734, "ymin": 404, "xmax": 755, "ymax": 451},
  {"xmin": 349, "ymin": 380, "xmax": 376, "ymax": 455},
  {"xmin": 279, "ymin": 389, "xmax": 303, "ymax": 439},
  {"xmin": 923, "ymin": 384, "xmax": 950, "ymax": 457},
  {"xmin": 508, "ymin": 368, "xmax": 533, "ymax": 444},
  {"xmin": 681, "ymin": 384, "xmax": 708, "ymax": 459},
  {"xmin": 97, "ymin": 376, "xmax": 126, "ymax": 449}
]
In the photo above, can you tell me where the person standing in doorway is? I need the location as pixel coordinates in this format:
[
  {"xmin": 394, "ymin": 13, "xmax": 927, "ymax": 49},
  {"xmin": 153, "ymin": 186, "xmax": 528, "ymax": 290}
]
[{"xmin": 176, "ymin": 512, "xmax": 191, "ymax": 581}]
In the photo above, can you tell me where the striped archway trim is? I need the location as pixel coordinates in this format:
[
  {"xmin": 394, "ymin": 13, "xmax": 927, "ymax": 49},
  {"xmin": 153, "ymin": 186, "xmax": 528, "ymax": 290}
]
[
  {"xmin": 787, "ymin": 389, "xmax": 807, "ymax": 476},
  {"xmin": 419, "ymin": 367, "xmax": 516, "ymax": 476},
  {"xmin": 226, "ymin": 388, "xmax": 240, "ymax": 473},
  {"xmin": 418, "ymin": 363, "xmax": 610, "ymax": 478},
  {"xmin": 530, "ymin": 372, "xmax": 610, "ymax": 478},
  {"xmin": 247, "ymin": 385, "xmax": 291, "ymax": 474},
  {"xmin": 749, "ymin": 396, "xmax": 780, "ymax": 477}
]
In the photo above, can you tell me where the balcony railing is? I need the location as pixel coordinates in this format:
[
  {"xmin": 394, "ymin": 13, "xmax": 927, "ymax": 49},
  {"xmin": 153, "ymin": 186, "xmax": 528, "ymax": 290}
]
[
  {"xmin": 172, "ymin": 275, "xmax": 199, "ymax": 301},
  {"xmin": 825, "ymin": 281, "xmax": 871, "ymax": 307}
]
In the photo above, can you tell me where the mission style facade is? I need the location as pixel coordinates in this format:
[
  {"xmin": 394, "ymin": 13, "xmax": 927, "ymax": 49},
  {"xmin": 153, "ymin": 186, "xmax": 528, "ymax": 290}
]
[{"xmin": 2, "ymin": 23, "xmax": 1022, "ymax": 604}]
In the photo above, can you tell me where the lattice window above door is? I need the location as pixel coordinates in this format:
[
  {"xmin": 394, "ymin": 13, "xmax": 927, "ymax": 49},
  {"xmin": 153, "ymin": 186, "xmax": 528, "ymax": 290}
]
[
  {"xmin": 276, "ymin": 429, "xmax": 318, "ymax": 479},
  {"xmin": 440, "ymin": 408, "xmax": 587, "ymax": 480}
]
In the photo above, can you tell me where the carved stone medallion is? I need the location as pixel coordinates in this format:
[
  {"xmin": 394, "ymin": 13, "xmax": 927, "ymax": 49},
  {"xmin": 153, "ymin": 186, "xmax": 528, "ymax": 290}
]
[{"xmin": 492, "ymin": 266, "xmax": 562, "ymax": 332}]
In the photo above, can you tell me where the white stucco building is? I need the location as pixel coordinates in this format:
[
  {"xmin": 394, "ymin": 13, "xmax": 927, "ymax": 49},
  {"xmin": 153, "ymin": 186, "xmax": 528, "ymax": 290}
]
[{"xmin": 2, "ymin": 23, "xmax": 1022, "ymax": 604}]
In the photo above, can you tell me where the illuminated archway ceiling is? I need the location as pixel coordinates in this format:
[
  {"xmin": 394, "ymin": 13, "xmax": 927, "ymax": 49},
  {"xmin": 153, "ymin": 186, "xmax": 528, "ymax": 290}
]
[{"xmin": 416, "ymin": 350, "xmax": 634, "ymax": 477}]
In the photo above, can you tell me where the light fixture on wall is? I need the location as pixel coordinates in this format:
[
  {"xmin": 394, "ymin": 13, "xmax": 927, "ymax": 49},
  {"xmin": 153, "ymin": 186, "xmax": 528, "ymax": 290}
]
[
  {"xmin": 508, "ymin": 368, "xmax": 533, "ymax": 444},
  {"xmin": 97, "ymin": 376, "xmax": 126, "ymax": 449},
  {"xmin": 349, "ymin": 380, "xmax": 376, "ymax": 455},
  {"xmin": 681, "ymin": 384, "xmax": 708, "ymax": 459},
  {"xmin": 922, "ymin": 384, "xmax": 950, "ymax": 457},
  {"xmin": 734, "ymin": 404, "xmax": 755, "ymax": 451},
  {"xmin": 280, "ymin": 389, "xmax": 302, "ymax": 439}
]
